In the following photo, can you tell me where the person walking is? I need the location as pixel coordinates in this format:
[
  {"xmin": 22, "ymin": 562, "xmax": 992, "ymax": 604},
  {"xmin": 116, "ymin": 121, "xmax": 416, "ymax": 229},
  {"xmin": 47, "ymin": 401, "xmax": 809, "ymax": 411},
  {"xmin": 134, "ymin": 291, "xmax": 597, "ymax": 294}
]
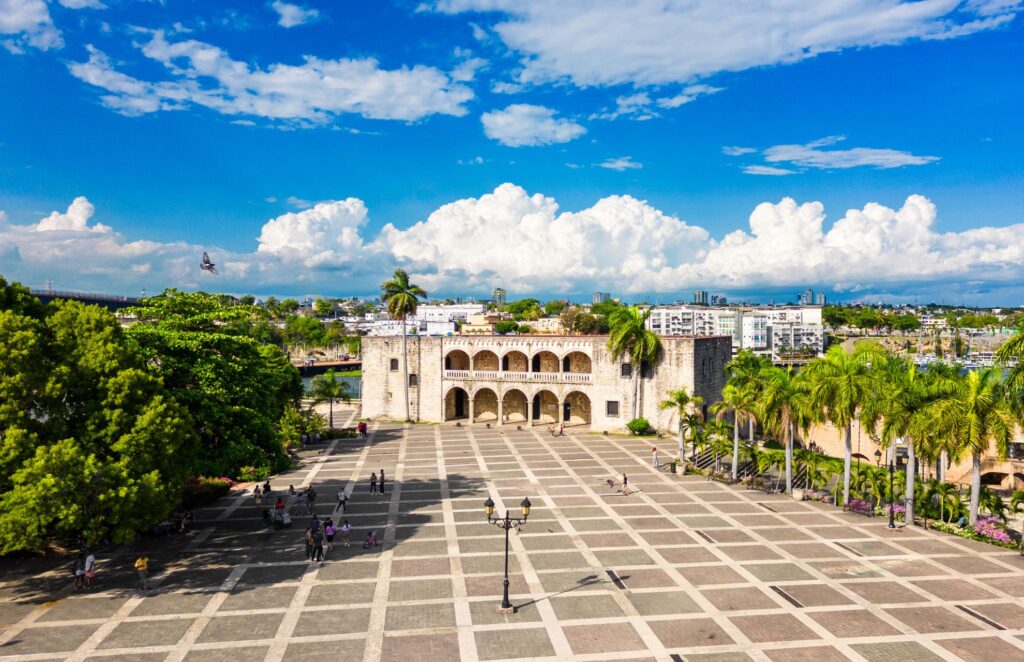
[
  {"xmin": 651, "ymin": 447, "xmax": 659, "ymax": 469},
  {"xmin": 336, "ymin": 488, "xmax": 348, "ymax": 513},
  {"xmin": 369, "ymin": 472, "xmax": 378, "ymax": 495},
  {"xmin": 340, "ymin": 520, "xmax": 353, "ymax": 547},
  {"xmin": 304, "ymin": 527, "xmax": 314, "ymax": 561},
  {"xmin": 306, "ymin": 486, "xmax": 317, "ymax": 514},
  {"xmin": 73, "ymin": 553, "xmax": 86, "ymax": 591},
  {"xmin": 312, "ymin": 527, "xmax": 325, "ymax": 563},
  {"xmin": 622, "ymin": 473, "xmax": 630, "ymax": 495},
  {"xmin": 378, "ymin": 470, "xmax": 385, "ymax": 496},
  {"xmin": 134, "ymin": 555, "xmax": 149, "ymax": 591},
  {"xmin": 84, "ymin": 551, "xmax": 96, "ymax": 589},
  {"xmin": 324, "ymin": 519, "xmax": 336, "ymax": 551},
  {"xmin": 254, "ymin": 485, "xmax": 263, "ymax": 511},
  {"xmin": 558, "ymin": 423, "xmax": 564, "ymax": 436}
]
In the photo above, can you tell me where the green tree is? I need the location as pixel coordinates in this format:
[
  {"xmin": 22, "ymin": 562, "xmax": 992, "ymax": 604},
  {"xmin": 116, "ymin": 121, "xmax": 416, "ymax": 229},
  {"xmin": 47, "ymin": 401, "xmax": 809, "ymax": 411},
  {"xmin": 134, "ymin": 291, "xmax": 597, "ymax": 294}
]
[
  {"xmin": 756, "ymin": 366, "xmax": 813, "ymax": 494},
  {"xmin": 0, "ymin": 294, "xmax": 195, "ymax": 553},
  {"xmin": 314, "ymin": 298, "xmax": 333, "ymax": 318},
  {"xmin": 607, "ymin": 306, "xmax": 662, "ymax": 420},
  {"xmin": 711, "ymin": 384, "xmax": 756, "ymax": 481},
  {"xmin": 822, "ymin": 306, "xmax": 850, "ymax": 332},
  {"xmin": 381, "ymin": 269, "xmax": 427, "ymax": 422},
  {"xmin": 933, "ymin": 368, "xmax": 1016, "ymax": 524},
  {"xmin": 494, "ymin": 320, "xmax": 519, "ymax": 334},
  {"xmin": 659, "ymin": 387, "xmax": 704, "ymax": 463},
  {"xmin": 725, "ymin": 350, "xmax": 771, "ymax": 442},
  {"xmin": 307, "ymin": 370, "xmax": 352, "ymax": 429},
  {"xmin": 804, "ymin": 344, "xmax": 883, "ymax": 506},
  {"xmin": 127, "ymin": 290, "xmax": 302, "ymax": 478},
  {"xmin": 544, "ymin": 300, "xmax": 568, "ymax": 316}
]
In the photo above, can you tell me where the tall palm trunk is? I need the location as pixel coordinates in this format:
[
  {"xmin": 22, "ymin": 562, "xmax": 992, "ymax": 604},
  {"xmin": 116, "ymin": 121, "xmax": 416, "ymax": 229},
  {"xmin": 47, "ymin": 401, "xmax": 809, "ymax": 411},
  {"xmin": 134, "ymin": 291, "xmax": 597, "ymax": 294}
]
[
  {"xmin": 401, "ymin": 315, "xmax": 411, "ymax": 422},
  {"xmin": 969, "ymin": 453, "xmax": 981, "ymax": 524},
  {"xmin": 328, "ymin": 398, "xmax": 334, "ymax": 429},
  {"xmin": 842, "ymin": 422, "xmax": 852, "ymax": 506},
  {"xmin": 905, "ymin": 443, "xmax": 915, "ymax": 526},
  {"xmin": 677, "ymin": 422, "xmax": 685, "ymax": 464},
  {"xmin": 784, "ymin": 421, "xmax": 793, "ymax": 494},
  {"xmin": 939, "ymin": 449, "xmax": 947, "ymax": 483},
  {"xmin": 748, "ymin": 418, "xmax": 753, "ymax": 442},
  {"xmin": 632, "ymin": 370, "xmax": 640, "ymax": 420},
  {"xmin": 731, "ymin": 415, "xmax": 740, "ymax": 481}
]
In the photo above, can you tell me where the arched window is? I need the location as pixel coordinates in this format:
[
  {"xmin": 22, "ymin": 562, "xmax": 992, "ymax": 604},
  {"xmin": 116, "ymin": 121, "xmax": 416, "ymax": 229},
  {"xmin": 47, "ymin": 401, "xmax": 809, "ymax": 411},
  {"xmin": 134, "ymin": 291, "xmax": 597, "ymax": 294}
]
[
  {"xmin": 389, "ymin": 358, "xmax": 399, "ymax": 371},
  {"xmin": 409, "ymin": 373, "xmax": 418, "ymax": 387}
]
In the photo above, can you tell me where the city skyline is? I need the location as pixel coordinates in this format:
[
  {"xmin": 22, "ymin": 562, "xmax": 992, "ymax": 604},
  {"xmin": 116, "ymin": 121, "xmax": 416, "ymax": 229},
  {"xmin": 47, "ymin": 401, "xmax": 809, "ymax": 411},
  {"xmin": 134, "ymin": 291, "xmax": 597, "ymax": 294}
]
[{"xmin": 1, "ymin": 1, "xmax": 1023, "ymax": 303}]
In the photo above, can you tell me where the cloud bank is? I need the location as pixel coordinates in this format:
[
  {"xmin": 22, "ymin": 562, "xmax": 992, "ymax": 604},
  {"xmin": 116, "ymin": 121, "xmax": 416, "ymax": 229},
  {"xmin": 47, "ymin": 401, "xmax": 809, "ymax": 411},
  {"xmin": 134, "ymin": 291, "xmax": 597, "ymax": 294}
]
[{"xmin": 3, "ymin": 184, "xmax": 1024, "ymax": 301}]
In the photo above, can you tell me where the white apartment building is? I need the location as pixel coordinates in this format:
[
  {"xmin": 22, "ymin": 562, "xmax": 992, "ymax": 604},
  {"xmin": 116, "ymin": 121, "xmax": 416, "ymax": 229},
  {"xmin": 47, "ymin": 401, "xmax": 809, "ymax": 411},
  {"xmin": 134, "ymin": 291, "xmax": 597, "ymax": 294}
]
[
  {"xmin": 647, "ymin": 305, "xmax": 824, "ymax": 361},
  {"xmin": 415, "ymin": 303, "xmax": 486, "ymax": 324}
]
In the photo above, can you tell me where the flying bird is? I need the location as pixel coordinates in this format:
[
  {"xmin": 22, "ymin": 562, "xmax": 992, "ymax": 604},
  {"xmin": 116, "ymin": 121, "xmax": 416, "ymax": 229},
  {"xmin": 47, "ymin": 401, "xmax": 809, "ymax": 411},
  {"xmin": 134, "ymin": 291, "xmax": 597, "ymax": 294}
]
[{"xmin": 200, "ymin": 252, "xmax": 219, "ymax": 275}]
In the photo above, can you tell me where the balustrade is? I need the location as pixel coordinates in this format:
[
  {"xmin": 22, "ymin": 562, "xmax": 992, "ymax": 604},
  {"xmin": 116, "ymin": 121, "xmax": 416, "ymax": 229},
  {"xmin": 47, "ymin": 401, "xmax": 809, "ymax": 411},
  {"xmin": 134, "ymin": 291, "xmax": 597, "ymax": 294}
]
[{"xmin": 443, "ymin": 369, "xmax": 591, "ymax": 383}]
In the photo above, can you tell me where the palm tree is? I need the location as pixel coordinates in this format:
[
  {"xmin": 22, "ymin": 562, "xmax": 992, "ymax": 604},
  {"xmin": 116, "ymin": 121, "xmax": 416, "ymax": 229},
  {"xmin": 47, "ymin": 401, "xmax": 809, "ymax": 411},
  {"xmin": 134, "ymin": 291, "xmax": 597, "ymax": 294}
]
[
  {"xmin": 931, "ymin": 480, "xmax": 962, "ymax": 523},
  {"xmin": 608, "ymin": 306, "xmax": 662, "ymax": 420},
  {"xmin": 307, "ymin": 369, "xmax": 351, "ymax": 429},
  {"xmin": 712, "ymin": 384, "xmax": 756, "ymax": 481},
  {"xmin": 380, "ymin": 269, "xmax": 427, "ymax": 422},
  {"xmin": 725, "ymin": 350, "xmax": 769, "ymax": 442},
  {"xmin": 704, "ymin": 418, "xmax": 733, "ymax": 473},
  {"xmin": 804, "ymin": 344, "xmax": 883, "ymax": 507},
  {"xmin": 933, "ymin": 368, "xmax": 1016, "ymax": 524},
  {"xmin": 681, "ymin": 412, "xmax": 705, "ymax": 460},
  {"xmin": 659, "ymin": 387, "xmax": 704, "ymax": 463},
  {"xmin": 756, "ymin": 366, "xmax": 813, "ymax": 494}
]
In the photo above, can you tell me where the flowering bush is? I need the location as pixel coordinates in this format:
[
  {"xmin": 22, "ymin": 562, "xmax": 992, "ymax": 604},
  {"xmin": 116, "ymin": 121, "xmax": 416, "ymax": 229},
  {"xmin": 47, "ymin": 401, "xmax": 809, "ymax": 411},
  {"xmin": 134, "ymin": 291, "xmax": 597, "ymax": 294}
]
[
  {"xmin": 848, "ymin": 499, "xmax": 873, "ymax": 514},
  {"xmin": 803, "ymin": 489, "xmax": 831, "ymax": 503},
  {"xmin": 874, "ymin": 504, "xmax": 906, "ymax": 521},
  {"xmin": 973, "ymin": 516, "xmax": 1013, "ymax": 544},
  {"xmin": 182, "ymin": 476, "xmax": 234, "ymax": 508}
]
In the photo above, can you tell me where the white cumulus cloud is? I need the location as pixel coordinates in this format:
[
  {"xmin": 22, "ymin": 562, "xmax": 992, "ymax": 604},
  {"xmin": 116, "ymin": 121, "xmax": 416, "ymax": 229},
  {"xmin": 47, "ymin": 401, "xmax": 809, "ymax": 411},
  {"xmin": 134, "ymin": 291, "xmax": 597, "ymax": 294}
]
[
  {"xmin": 68, "ymin": 31, "xmax": 474, "ymax": 124},
  {"xmin": 481, "ymin": 104, "xmax": 585, "ymax": 147},
  {"xmin": 595, "ymin": 156, "xmax": 642, "ymax": 171},
  {"xmin": 0, "ymin": 0, "xmax": 61, "ymax": 51},
  {"xmin": 743, "ymin": 165, "xmax": 796, "ymax": 176},
  {"xmin": 430, "ymin": 0, "xmax": 1022, "ymax": 87},
  {"xmin": 271, "ymin": 1, "xmax": 319, "ymax": 28},
  {"xmin": 763, "ymin": 135, "xmax": 940, "ymax": 170},
  {"xmin": 4, "ymin": 186, "xmax": 1024, "ymax": 301}
]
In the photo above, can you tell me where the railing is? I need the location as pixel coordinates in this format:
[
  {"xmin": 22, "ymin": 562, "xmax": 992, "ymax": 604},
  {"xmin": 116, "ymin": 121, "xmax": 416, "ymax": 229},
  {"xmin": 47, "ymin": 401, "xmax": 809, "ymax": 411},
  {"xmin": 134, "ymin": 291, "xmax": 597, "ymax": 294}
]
[{"xmin": 444, "ymin": 370, "xmax": 592, "ymax": 383}]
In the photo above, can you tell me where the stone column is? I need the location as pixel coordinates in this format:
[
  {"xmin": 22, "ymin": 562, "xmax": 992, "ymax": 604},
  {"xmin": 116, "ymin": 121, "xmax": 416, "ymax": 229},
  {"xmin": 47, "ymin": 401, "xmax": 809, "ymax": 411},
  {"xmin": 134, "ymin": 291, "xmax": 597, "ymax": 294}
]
[
  {"xmin": 527, "ymin": 397, "xmax": 534, "ymax": 427},
  {"xmin": 498, "ymin": 394, "xmax": 504, "ymax": 427},
  {"xmin": 558, "ymin": 396, "xmax": 565, "ymax": 424},
  {"xmin": 468, "ymin": 394, "xmax": 475, "ymax": 424}
]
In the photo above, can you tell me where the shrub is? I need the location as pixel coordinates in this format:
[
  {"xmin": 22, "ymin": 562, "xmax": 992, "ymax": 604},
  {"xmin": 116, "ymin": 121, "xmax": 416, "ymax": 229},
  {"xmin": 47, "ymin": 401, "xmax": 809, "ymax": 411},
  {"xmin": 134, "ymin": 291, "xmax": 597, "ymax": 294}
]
[
  {"xmin": 626, "ymin": 418, "xmax": 652, "ymax": 435},
  {"xmin": 181, "ymin": 476, "xmax": 234, "ymax": 509},
  {"xmin": 931, "ymin": 518, "xmax": 1018, "ymax": 549},
  {"xmin": 848, "ymin": 499, "xmax": 873, "ymax": 515},
  {"xmin": 322, "ymin": 427, "xmax": 358, "ymax": 439}
]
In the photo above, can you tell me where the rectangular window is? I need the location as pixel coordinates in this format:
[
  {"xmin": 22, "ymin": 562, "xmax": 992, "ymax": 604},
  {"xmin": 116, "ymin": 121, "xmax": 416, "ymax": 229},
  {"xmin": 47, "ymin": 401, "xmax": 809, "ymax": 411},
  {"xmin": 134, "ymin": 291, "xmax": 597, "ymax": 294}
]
[
  {"xmin": 389, "ymin": 358, "xmax": 399, "ymax": 371},
  {"xmin": 606, "ymin": 401, "xmax": 620, "ymax": 417},
  {"xmin": 620, "ymin": 363, "xmax": 632, "ymax": 378},
  {"xmin": 408, "ymin": 373, "xmax": 418, "ymax": 387}
]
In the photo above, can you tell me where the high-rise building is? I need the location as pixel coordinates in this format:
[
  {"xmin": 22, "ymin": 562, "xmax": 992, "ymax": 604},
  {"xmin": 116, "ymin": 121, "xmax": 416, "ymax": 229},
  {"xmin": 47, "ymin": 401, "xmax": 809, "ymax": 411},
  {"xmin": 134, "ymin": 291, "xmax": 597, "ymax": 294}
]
[
  {"xmin": 799, "ymin": 289, "xmax": 814, "ymax": 305},
  {"xmin": 815, "ymin": 292, "xmax": 826, "ymax": 306},
  {"xmin": 693, "ymin": 290, "xmax": 709, "ymax": 306},
  {"xmin": 492, "ymin": 288, "xmax": 507, "ymax": 307},
  {"xmin": 710, "ymin": 294, "xmax": 728, "ymax": 306},
  {"xmin": 592, "ymin": 292, "xmax": 610, "ymax": 305}
]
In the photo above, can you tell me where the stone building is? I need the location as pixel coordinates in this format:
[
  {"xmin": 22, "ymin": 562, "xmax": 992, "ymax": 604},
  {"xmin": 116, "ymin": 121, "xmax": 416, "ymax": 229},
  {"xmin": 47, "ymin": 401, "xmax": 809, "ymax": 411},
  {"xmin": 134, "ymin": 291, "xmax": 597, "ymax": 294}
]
[{"xmin": 361, "ymin": 335, "xmax": 731, "ymax": 432}]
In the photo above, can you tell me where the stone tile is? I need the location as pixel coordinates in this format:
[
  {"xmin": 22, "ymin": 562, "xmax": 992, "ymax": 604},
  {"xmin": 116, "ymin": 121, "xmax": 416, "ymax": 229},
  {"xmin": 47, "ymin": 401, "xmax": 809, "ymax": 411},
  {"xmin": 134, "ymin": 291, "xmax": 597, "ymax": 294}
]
[
  {"xmin": 657, "ymin": 546, "xmax": 720, "ymax": 564},
  {"xmin": 742, "ymin": 563, "xmax": 814, "ymax": 582},
  {"xmin": 97, "ymin": 619, "xmax": 195, "ymax": 648},
  {"xmin": 840, "ymin": 581, "xmax": 929, "ymax": 604},
  {"xmin": 219, "ymin": 585, "xmax": 297, "ymax": 611},
  {"xmin": 293, "ymin": 607, "xmax": 371, "ymax": 636},
  {"xmin": 385, "ymin": 603, "xmax": 456, "ymax": 630},
  {"xmin": 132, "ymin": 591, "xmax": 213, "ymax": 616},
  {"xmin": 518, "ymin": 535, "xmax": 577, "ymax": 551},
  {"xmin": 705, "ymin": 529, "xmax": 756, "ymax": 543},
  {"xmin": 765, "ymin": 646, "xmax": 852, "ymax": 661},
  {"xmin": 550, "ymin": 593, "xmax": 625, "ymax": 620},
  {"xmin": 778, "ymin": 542, "xmax": 845, "ymax": 559},
  {"xmin": 184, "ymin": 647, "xmax": 272, "ymax": 662},
  {"xmin": 197, "ymin": 612, "xmax": 284, "ymax": 642},
  {"xmin": 307, "ymin": 581, "xmax": 376, "ymax": 606},
  {"xmin": 970, "ymin": 601, "xmax": 1024, "ymax": 628},
  {"xmin": 851, "ymin": 641, "xmax": 944, "ymax": 662},
  {"xmin": 932, "ymin": 555, "xmax": 1011, "ymax": 576},
  {"xmin": 284, "ymin": 641, "xmax": 363, "ymax": 662},
  {"xmin": 978, "ymin": 575, "xmax": 1024, "ymax": 597},
  {"xmin": 563, "ymin": 622, "xmax": 647, "ymax": 655},
  {"xmin": 886, "ymin": 605, "xmax": 982, "ymax": 634},
  {"xmin": 593, "ymin": 548, "xmax": 657, "ymax": 566},
  {"xmin": 730, "ymin": 613, "xmax": 820, "ymax": 643},
  {"xmin": 459, "ymin": 554, "xmax": 521, "ymax": 574},
  {"xmin": 808, "ymin": 609, "xmax": 902, "ymax": 637},
  {"xmin": 685, "ymin": 653, "xmax": 754, "ymax": 662},
  {"xmin": 536, "ymin": 570, "xmax": 606, "ymax": 592},
  {"xmin": 627, "ymin": 590, "xmax": 703, "ymax": 616},
  {"xmin": 525, "ymin": 551, "xmax": 589, "ymax": 570},
  {"xmin": 464, "ymin": 573, "xmax": 530, "ymax": 597},
  {"xmin": 718, "ymin": 544, "xmax": 783, "ymax": 562},
  {"xmin": 468, "ymin": 599, "xmax": 542, "ymax": 625},
  {"xmin": 648, "ymin": 617, "xmax": 735, "ymax": 648},
  {"xmin": 381, "ymin": 633, "xmax": 459, "ymax": 662},
  {"xmin": 756, "ymin": 527, "xmax": 814, "ymax": 542},
  {"xmin": 873, "ymin": 558, "xmax": 947, "ymax": 577},
  {"xmin": 619, "ymin": 568, "xmax": 676, "ymax": 589},
  {"xmin": 640, "ymin": 530, "xmax": 699, "ymax": 545},
  {"xmin": 37, "ymin": 596, "xmax": 129, "ymax": 622},
  {"xmin": 0, "ymin": 624, "xmax": 98, "ymax": 654},
  {"xmin": 937, "ymin": 636, "xmax": 1024, "ymax": 662},
  {"xmin": 779, "ymin": 583, "xmax": 853, "ymax": 607},
  {"xmin": 701, "ymin": 587, "xmax": 778, "ymax": 611},
  {"xmin": 390, "ymin": 557, "xmax": 451, "ymax": 577},
  {"xmin": 474, "ymin": 627, "xmax": 554, "ymax": 661},
  {"xmin": 388, "ymin": 578, "xmax": 454, "ymax": 602},
  {"xmin": 912, "ymin": 577, "xmax": 997, "ymax": 601},
  {"xmin": 809, "ymin": 561, "xmax": 881, "ymax": 579},
  {"xmin": 675, "ymin": 563, "xmax": 747, "ymax": 586}
]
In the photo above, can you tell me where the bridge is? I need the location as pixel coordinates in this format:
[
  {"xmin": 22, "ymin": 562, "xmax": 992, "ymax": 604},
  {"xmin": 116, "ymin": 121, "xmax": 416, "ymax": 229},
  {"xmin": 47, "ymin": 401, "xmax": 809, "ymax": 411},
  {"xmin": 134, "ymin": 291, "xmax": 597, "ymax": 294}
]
[
  {"xmin": 294, "ymin": 359, "xmax": 361, "ymax": 378},
  {"xmin": 31, "ymin": 289, "xmax": 140, "ymax": 312}
]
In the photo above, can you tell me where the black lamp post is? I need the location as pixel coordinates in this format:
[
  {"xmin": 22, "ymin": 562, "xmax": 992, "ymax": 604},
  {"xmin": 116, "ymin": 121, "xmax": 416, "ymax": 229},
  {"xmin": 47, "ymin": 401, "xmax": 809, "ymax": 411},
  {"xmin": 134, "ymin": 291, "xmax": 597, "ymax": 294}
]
[
  {"xmin": 874, "ymin": 448, "xmax": 882, "ymax": 466},
  {"xmin": 887, "ymin": 458, "xmax": 896, "ymax": 529},
  {"xmin": 484, "ymin": 496, "xmax": 531, "ymax": 612}
]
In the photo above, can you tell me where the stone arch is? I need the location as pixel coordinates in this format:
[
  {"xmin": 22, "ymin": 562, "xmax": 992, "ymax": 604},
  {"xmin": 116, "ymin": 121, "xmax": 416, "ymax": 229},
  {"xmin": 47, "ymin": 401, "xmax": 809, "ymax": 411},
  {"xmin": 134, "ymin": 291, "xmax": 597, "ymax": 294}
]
[
  {"xmin": 445, "ymin": 349, "xmax": 469, "ymax": 371},
  {"xmin": 563, "ymin": 391, "xmax": 591, "ymax": 426},
  {"xmin": 472, "ymin": 387, "xmax": 499, "ymax": 422},
  {"xmin": 502, "ymin": 350, "xmax": 528, "ymax": 372},
  {"xmin": 502, "ymin": 388, "xmax": 528, "ymax": 423},
  {"xmin": 532, "ymin": 389, "xmax": 559, "ymax": 423},
  {"xmin": 980, "ymin": 471, "xmax": 1009, "ymax": 487},
  {"xmin": 472, "ymin": 350, "xmax": 499, "ymax": 371},
  {"xmin": 562, "ymin": 350, "xmax": 592, "ymax": 373},
  {"xmin": 444, "ymin": 386, "xmax": 469, "ymax": 421},
  {"xmin": 531, "ymin": 350, "xmax": 559, "ymax": 373}
]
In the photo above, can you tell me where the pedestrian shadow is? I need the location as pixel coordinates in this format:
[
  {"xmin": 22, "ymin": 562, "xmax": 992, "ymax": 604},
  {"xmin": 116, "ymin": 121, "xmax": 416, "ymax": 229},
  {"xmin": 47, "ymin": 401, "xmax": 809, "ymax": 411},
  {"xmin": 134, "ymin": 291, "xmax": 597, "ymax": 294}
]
[{"xmin": 511, "ymin": 574, "xmax": 607, "ymax": 612}]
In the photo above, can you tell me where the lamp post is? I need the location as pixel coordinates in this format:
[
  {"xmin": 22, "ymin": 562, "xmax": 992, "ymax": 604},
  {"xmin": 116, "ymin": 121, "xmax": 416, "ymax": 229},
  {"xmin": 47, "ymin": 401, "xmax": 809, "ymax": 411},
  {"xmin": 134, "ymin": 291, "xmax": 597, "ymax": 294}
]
[
  {"xmin": 484, "ymin": 496, "xmax": 531, "ymax": 613},
  {"xmin": 887, "ymin": 458, "xmax": 896, "ymax": 529}
]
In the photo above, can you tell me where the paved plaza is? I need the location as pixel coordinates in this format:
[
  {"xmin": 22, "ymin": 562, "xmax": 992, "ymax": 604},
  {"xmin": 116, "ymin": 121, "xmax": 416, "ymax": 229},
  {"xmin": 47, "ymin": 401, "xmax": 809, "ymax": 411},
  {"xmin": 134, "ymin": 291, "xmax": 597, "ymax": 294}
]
[{"xmin": 3, "ymin": 408, "xmax": 1024, "ymax": 661}]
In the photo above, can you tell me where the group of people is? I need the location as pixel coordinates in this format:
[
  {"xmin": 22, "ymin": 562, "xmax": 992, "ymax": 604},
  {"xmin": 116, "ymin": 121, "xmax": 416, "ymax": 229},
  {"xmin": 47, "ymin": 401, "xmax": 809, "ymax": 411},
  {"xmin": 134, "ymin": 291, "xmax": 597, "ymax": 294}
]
[
  {"xmin": 368, "ymin": 470, "xmax": 386, "ymax": 495},
  {"xmin": 356, "ymin": 421, "xmax": 368, "ymax": 437},
  {"xmin": 305, "ymin": 514, "xmax": 356, "ymax": 562},
  {"xmin": 72, "ymin": 551, "xmax": 97, "ymax": 590},
  {"xmin": 548, "ymin": 423, "xmax": 565, "ymax": 437}
]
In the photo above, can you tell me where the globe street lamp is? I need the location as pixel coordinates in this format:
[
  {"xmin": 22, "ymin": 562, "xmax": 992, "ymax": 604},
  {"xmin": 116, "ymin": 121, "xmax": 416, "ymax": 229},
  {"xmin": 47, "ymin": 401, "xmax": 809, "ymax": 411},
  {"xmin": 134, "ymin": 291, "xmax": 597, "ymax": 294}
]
[{"xmin": 484, "ymin": 496, "xmax": 531, "ymax": 613}]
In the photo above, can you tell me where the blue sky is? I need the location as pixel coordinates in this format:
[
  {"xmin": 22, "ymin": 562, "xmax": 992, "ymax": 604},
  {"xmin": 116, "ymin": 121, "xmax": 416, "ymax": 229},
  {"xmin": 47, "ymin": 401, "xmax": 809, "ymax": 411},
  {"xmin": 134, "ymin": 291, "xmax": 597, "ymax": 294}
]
[{"xmin": 1, "ymin": 0, "xmax": 1023, "ymax": 304}]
